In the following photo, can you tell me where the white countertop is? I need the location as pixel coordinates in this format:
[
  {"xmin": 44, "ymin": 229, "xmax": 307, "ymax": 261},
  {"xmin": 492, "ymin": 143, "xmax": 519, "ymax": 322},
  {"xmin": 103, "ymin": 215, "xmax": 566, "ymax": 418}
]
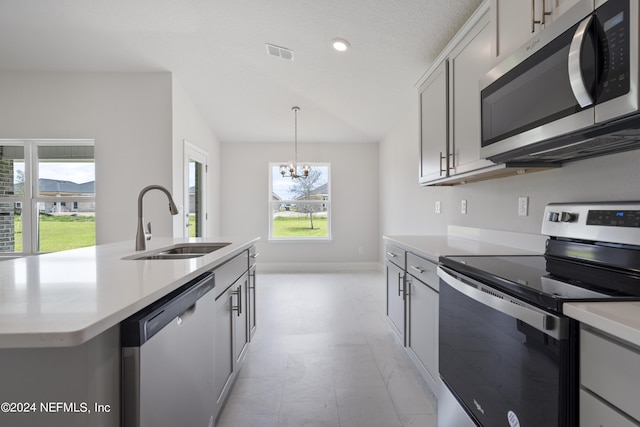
[
  {"xmin": 564, "ymin": 302, "xmax": 640, "ymax": 348},
  {"xmin": 384, "ymin": 235, "xmax": 540, "ymax": 262},
  {"xmin": 0, "ymin": 236, "xmax": 259, "ymax": 349}
]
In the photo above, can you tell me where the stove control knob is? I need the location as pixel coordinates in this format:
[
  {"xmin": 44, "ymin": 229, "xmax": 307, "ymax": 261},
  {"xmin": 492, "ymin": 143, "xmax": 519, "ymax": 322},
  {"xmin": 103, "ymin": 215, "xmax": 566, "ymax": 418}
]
[
  {"xmin": 548, "ymin": 211, "xmax": 560, "ymax": 222},
  {"xmin": 560, "ymin": 212, "xmax": 576, "ymax": 222}
]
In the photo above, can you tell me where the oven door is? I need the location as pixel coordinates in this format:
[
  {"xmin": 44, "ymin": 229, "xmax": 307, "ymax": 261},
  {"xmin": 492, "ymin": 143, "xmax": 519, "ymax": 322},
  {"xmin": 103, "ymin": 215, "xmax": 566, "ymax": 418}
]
[{"xmin": 437, "ymin": 266, "xmax": 577, "ymax": 427}]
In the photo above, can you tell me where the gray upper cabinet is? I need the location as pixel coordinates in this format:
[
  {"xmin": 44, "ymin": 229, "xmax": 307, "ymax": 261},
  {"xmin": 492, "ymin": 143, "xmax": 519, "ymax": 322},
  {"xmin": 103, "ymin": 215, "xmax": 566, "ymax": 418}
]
[
  {"xmin": 418, "ymin": 3, "xmax": 493, "ymax": 186},
  {"xmin": 491, "ymin": 0, "xmax": 581, "ymax": 64},
  {"xmin": 448, "ymin": 12, "xmax": 494, "ymax": 176},
  {"xmin": 419, "ymin": 61, "xmax": 449, "ymax": 184}
]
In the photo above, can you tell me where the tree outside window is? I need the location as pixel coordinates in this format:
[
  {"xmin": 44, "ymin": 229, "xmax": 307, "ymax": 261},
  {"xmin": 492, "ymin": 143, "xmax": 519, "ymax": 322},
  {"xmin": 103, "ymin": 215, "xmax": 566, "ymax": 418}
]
[{"xmin": 269, "ymin": 163, "xmax": 330, "ymax": 240}]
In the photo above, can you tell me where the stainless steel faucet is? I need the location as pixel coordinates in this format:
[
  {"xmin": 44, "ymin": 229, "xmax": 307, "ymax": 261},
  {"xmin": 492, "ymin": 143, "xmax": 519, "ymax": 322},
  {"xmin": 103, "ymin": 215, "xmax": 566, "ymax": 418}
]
[{"xmin": 136, "ymin": 185, "xmax": 180, "ymax": 251}]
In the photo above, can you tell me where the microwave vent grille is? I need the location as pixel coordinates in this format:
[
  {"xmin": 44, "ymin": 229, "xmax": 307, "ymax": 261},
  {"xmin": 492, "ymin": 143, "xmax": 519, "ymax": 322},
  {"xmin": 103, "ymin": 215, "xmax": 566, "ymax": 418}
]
[{"xmin": 492, "ymin": 134, "xmax": 640, "ymax": 164}]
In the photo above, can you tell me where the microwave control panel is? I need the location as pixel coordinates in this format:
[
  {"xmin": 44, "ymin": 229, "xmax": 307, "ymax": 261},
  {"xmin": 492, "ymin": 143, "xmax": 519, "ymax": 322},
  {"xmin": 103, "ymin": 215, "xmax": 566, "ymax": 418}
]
[{"xmin": 597, "ymin": 0, "xmax": 630, "ymax": 102}]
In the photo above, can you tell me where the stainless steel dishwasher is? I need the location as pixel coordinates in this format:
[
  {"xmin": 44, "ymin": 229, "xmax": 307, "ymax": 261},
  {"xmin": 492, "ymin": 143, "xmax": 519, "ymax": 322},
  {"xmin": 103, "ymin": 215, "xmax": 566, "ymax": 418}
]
[{"xmin": 121, "ymin": 272, "xmax": 216, "ymax": 427}]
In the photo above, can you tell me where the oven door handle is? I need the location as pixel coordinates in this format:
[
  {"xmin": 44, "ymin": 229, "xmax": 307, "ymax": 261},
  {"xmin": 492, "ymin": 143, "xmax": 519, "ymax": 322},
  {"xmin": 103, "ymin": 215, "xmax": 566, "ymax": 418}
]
[{"xmin": 438, "ymin": 266, "xmax": 568, "ymax": 340}]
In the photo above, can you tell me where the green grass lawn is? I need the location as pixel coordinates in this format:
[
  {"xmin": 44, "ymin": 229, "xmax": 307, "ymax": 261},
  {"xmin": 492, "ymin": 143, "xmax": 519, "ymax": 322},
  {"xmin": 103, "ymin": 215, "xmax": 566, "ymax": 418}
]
[
  {"xmin": 13, "ymin": 214, "xmax": 95, "ymax": 253},
  {"xmin": 272, "ymin": 215, "xmax": 328, "ymax": 237}
]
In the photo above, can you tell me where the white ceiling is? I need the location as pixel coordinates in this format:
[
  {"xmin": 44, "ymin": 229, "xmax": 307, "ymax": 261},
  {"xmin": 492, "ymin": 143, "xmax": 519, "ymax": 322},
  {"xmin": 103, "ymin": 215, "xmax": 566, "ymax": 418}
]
[{"xmin": 0, "ymin": 0, "xmax": 482, "ymax": 144}]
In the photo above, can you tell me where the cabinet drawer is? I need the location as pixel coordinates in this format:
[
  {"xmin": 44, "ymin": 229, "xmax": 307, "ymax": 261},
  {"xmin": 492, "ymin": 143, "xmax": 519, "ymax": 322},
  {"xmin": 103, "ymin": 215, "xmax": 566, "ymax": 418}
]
[
  {"xmin": 581, "ymin": 327, "xmax": 640, "ymax": 422},
  {"xmin": 214, "ymin": 251, "xmax": 248, "ymax": 298},
  {"xmin": 385, "ymin": 243, "xmax": 405, "ymax": 269},
  {"xmin": 580, "ymin": 389, "xmax": 640, "ymax": 427},
  {"xmin": 406, "ymin": 253, "xmax": 438, "ymax": 291},
  {"xmin": 248, "ymin": 246, "xmax": 258, "ymax": 267}
]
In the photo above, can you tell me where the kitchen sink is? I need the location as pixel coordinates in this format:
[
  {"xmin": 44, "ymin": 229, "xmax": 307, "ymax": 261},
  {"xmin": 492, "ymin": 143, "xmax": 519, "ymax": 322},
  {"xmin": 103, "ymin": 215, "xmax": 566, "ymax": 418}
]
[
  {"xmin": 123, "ymin": 243, "xmax": 231, "ymax": 260},
  {"xmin": 158, "ymin": 243, "xmax": 231, "ymax": 255}
]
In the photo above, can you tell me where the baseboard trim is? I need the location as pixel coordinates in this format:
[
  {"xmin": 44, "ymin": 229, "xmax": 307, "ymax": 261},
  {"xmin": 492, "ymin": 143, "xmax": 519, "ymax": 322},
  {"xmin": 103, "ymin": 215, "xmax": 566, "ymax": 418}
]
[{"xmin": 256, "ymin": 262, "xmax": 384, "ymax": 273}]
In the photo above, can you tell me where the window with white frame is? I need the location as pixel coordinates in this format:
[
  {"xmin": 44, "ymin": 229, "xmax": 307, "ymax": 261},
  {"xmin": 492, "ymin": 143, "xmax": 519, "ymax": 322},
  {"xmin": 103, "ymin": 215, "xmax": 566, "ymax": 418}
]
[
  {"xmin": 269, "ymin": 162, "xmax": 331, "ymax": 240},
  {"xmin": 0, "ymin": 140, "xmax": 95, "ymax": 255}
]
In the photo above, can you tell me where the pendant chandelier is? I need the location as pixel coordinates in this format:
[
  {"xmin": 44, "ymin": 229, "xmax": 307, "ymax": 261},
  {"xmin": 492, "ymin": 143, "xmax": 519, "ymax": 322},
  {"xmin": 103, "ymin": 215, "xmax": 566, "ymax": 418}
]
[{"xmin": 280, "ymin": 106, "xmax": 310, "ymax": 179}]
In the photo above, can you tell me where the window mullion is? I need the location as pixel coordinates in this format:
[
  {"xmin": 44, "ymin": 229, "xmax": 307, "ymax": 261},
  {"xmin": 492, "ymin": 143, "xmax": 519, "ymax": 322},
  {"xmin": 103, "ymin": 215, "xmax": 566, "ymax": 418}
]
[{"xmin": 28, "ymin": 141, "xmax": 38, "ymax": 253}]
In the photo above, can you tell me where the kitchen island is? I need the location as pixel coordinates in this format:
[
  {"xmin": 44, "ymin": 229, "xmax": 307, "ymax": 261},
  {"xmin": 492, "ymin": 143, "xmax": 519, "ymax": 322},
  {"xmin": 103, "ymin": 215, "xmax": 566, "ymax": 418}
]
[{"xmin": 0, "ymin": 236, "xmax": 259, "ymax": 427}]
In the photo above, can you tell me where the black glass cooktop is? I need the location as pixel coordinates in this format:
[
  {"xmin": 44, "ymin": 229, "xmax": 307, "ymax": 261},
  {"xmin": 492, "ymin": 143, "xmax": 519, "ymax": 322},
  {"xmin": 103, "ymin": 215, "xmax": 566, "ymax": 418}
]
[{"xmin": 439, "ymin": 255, "xmax": 640, "ymax": 313}]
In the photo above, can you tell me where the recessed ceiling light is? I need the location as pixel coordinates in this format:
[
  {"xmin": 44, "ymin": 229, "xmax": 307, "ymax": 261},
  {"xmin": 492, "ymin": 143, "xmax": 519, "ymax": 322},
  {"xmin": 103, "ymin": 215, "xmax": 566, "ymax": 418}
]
[{"xmin": 332, "ymin": 38, "xmax": 351, "ymax": 52}]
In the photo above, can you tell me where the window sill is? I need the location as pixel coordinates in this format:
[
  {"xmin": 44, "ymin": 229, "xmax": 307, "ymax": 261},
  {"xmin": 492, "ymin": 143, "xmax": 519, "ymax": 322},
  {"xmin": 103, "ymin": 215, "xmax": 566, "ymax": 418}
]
[{"xmin": 268, "ymin": 237, "xmax": 333, "ymax": 243}]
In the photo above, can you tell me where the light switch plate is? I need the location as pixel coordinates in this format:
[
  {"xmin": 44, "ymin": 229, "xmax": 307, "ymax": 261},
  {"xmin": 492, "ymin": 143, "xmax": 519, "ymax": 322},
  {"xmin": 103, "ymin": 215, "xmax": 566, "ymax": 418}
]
[
  {"xmin": 461, "ymin": 200, "xmax": 467, "ymax": 214},
  {"xmin": 435, "ymin": 201, "xmax": 441, "ymax": 214}
]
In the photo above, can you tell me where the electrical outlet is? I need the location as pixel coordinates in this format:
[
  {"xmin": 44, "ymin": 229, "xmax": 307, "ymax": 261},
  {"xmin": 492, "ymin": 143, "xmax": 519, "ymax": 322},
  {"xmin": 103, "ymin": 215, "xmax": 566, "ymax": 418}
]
[
  {"xmin": 435, "ymin": 201, "xmax": 441, "ymax": 214},
  {"xmin": 518, "ymin": 196, "xmax": 529, "ymax": 216},
  {"xmin": 461, "ymin": 200, "xmax": 467, "ymax": 214}
]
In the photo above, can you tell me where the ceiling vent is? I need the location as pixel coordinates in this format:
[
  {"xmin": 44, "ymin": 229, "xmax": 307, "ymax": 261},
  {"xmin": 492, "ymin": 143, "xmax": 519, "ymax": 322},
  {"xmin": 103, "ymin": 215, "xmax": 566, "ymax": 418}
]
[{"xmin": 265, "ymin": 43, "xmax": 294, "ymax": 61}]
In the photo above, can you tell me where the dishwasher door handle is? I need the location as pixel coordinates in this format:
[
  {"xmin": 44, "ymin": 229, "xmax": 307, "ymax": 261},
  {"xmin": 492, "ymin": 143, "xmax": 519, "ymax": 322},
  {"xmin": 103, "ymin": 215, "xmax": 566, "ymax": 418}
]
[{"xmin": 176, "ymin": 303, "xmax": 196, "ymax": 325}]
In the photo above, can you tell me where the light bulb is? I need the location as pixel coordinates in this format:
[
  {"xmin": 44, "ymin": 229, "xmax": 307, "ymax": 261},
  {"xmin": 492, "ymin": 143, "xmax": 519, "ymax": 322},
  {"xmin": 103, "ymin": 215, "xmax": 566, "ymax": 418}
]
[{"xmin": 332, "ymin": 38, "xmax": 351, "ymax": 52}]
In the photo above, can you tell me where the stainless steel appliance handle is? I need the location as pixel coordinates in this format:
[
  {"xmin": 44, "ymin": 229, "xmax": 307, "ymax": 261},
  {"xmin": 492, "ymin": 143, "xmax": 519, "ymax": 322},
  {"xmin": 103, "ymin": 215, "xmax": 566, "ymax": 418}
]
[
  {"xmin": 437, "ymin": 266, "xmax": 567, "ymax": 340},
  {"xmin": 568, "ymin": 15, "xmax": 595, "ymax": 107}
]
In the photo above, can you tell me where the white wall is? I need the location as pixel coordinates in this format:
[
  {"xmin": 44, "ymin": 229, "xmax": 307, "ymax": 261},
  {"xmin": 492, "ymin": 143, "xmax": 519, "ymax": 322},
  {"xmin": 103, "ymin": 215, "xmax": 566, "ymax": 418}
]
[
  {"xmin": 380, "ymin": 103, "xmax": 640, "ymax": 246},
  {"xmin": 0, "ymin": 72, "xmax": 174, "ymax": 245},
  {"xmin": 220, "ymin": 141, "xmax": 379, "ymax": 269},
  {"xmin": 379, "ymin": 105, "xmax": 449, "ymax": 236},
  {"xmin": 171, "ymin": 80, "xmax": 222, "ymax": 238}
]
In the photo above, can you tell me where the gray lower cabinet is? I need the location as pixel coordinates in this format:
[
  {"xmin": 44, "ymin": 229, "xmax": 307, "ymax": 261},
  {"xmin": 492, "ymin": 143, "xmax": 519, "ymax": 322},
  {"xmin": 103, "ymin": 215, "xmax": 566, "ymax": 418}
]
[
  {"xmin": 386, "ymin": 243, "xmax": 407, "ymax": 344},
  {"xmin": 248, "ymin": 247, "xmax": 258, "ymax": 339},
  {"xmin": 386, "ymin": 261, "xmax": 406, "ymax": 344},
  {"xmin": 580, "ymin": 326, "xmax": 640, "ymax": 426},
  {"xmin": 385, "ymin": 243, "xmax": 440, "ymax": 395},
  {"xmin": 405, "ymin": 253, "xmax": 439, "ymax": 393},
  {"xmin": 214, "ymin": 283, "xmax": 234, "ymax": 416},
  {"xmin": 233, "ymin": 271, "xmax": 250, "ymax": 365},
  {"xmin": 212, "ymin": 249, "xmax": 252, "ymax": 419}
]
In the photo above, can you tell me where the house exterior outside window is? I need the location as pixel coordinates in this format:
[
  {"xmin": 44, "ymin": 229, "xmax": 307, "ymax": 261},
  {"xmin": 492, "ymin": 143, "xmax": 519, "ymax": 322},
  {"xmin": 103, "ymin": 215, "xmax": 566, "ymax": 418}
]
[
  {"xmin": 0, "ymin": 140, "xmax": 95, "ymax": 255},
  {"xmin": 269, "ymin": 162, "xmax": 331, "ymax": 241}
]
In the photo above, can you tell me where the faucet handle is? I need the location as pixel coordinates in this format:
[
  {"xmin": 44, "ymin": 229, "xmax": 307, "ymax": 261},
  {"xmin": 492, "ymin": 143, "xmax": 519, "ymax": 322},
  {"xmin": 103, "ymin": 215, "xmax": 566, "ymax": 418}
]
[{"xmin": 145, "ymin": 222, "xmax": 152, "ymax": 240}]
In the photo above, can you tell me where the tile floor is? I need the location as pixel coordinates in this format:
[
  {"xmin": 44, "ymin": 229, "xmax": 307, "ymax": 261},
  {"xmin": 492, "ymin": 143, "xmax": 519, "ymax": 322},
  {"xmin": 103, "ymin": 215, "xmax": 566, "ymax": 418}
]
[{"xmin": 216, "ymin": 271, "xmax": 438, "ymax": 427}]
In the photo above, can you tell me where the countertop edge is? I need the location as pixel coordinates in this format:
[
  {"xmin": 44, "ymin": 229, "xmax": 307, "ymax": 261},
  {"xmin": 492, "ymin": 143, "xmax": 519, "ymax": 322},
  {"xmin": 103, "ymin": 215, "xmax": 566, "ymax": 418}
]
[
  {"xmin": 564, "ymin": 302, "xmax": 640, "ymax": 348},
  {"xmin": 0, "ymin": 237, "xmax": 260, "ymax": 349}
]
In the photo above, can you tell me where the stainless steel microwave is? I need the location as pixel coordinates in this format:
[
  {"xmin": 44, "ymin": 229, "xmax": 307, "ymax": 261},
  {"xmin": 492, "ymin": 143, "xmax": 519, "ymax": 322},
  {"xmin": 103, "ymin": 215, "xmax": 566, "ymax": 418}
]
[{"xmin": 480, "ymin": 0, "xmax": 640, "ymax": 164}]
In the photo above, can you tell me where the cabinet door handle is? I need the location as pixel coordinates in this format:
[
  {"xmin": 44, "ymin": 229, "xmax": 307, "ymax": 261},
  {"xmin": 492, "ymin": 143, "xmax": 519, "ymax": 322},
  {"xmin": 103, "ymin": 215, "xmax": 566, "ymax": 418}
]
[
  {"xmin": 404, "ymin": 276, "xmax": 411, "ymax": 299},
  {"xmin": 232, "ymin": 285, "xmax": 242, "ymax": 316},
  {"xmin": 532, "ymin": 0, "xmax": 552, "ymax": 32},
  {"xmin": 249, "ymin": 267, "xmax": 256, "ymax": 287},
  {"xmin": 448, "ymin": 152, "xmax": 455, "ymax": 171},
  {"xmin": 387, "ymin": 252, "xmax": 397, "ymax": 258},
  {"xmin": 250, "ymin": 252, "xmax": 260, "ymax": 259},
  {"xmin": 410, "ymin": 265, "xmax": 425, "ymax": 274},
  {"xmin": 542, "ymin": 0, "xmax": 551, "ymax": 24},
  {"xmin": 398, "ymin": 272, "xmax": 404, "ymax": 297},
  {"xmin": 532, "ymin": 0, "xmax": 539, "ymax": 32},
  {"xmin": 439, "ymin": 152, "xmax": 447, "ymax": 176}
]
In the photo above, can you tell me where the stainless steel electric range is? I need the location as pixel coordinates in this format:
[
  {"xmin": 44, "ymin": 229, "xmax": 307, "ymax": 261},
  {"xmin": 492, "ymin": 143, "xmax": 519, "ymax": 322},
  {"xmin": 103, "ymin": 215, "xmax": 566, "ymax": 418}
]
[{"xmin": 437, "ymin": 202, "xmax": 640, "ymax": 427}]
